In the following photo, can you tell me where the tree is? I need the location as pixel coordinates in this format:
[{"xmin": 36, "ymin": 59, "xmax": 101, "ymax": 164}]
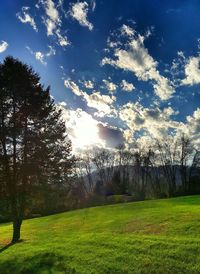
[
  {"xmin": 146, "ymin": 150, "xmax": 163, "ymax": 198},
  {"xmin": 131, "ymin": 149, "xmax": 151, "ymax": 200},
  {"xmin": 155, "ymin": 138, "xmax": 179, "ymax": 196},
  {"xmin": 79, "ymin": 151, "xmax": 95, "ymax": 194},
  {"xmin": 92, "ymin": 148, "xmax": 115, "ymax": 187},
  {"xmin": 0, "ymin": 57, "xmax": 74, "ymax": 243},
  {"xmin": 115, "ymin": 145, "xmax": 133, "ymax": 194}
]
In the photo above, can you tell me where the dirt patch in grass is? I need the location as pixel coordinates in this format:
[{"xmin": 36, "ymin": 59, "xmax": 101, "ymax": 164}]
[
  {"xmin": 123, "ymin": 221, "xmax": 168, "ymax": 235},
  {"xmin": 0, "ymin": 238, "xmax": 11, "ymax": 247}
]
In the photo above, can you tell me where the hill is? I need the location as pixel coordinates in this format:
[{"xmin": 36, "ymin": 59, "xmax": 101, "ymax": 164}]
[{"xmin": 1, "ymin": 196, "xmax": 200, "ymax": 273}]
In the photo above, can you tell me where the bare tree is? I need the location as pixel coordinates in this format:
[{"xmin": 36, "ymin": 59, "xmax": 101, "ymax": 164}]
[
  {"xmin": 115, "ymin": 145, "xmax": 134, "ymax": 194},
  {"xmin": 92, "ymin": 148, "xmax": 115, "ymax": 193},
  {"xmin": 79, "ymin": 151, "xmax": 95, "ymax": 194},
  {"xmin": 155, "ymin": 138, "xmax": 179, "ymax": 196},
  {"xmin": 178, "ymin": 135, "xmax": 196, "ymax": 192}
]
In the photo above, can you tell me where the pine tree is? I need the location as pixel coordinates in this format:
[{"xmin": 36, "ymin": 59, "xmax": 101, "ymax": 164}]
[{"xmin": 0, "ymin": 57, "xmax": 74, "ymax": 243}]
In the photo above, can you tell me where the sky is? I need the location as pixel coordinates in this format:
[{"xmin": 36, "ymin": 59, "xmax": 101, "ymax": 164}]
[{"xmin": 1, "ymin": 0, "xmax": 200, "ymax": 153}]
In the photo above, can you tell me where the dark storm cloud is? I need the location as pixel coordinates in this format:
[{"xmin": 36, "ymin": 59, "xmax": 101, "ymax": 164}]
[{"xmin": 98, "ymin": 123, "xmax": 125, "ymax": 148}]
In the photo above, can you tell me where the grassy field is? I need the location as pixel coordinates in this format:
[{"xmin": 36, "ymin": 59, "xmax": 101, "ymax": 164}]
[{"xmin": 1, "ymin": 196, "xmax": 200, "ymax": 273}]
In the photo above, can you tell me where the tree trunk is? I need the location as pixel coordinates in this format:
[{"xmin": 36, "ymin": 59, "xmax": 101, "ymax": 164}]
[{"xmin": 12, "ymin": 218, "xmax": 22, "ymax": 243}]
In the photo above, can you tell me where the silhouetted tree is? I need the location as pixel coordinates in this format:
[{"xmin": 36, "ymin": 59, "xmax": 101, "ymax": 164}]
[
  {"xmin": 92, "ymin": 148, "xmax": 115, "ymax": 186},
  {"xmin": 0, "ymin": 57, "xmax": 74, "ymax": 242},
  {"xmin": 116, "ymin": 145, "xmax": 133, "ymax": 194},
  {"xmin": 155, "ymin": 138, "xmax": 179, "ymax": 196}
]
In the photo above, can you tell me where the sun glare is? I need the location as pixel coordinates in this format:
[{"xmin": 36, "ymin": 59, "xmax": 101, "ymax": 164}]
[{"xmin": 71, "ymin": 112, "xmax": 105, "ymax": 150}]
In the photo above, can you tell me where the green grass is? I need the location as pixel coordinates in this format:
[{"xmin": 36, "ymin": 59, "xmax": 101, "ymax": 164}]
[{"xmin": 1, "ymin": 196, "xmax": 200, "ymax": 273}]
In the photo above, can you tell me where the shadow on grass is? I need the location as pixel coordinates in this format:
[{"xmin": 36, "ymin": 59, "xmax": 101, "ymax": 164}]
[
  {"xmin": 0, "ymin": 239, "xmax": 23, "ymax": 253},
  {"xmin": 0, "ymin": 251, "xmax": 76, "ymax": 274}
]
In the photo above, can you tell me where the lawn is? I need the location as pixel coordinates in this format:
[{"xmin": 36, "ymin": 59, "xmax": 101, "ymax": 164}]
[{"xmin": 1, "ymin": 196, "xmax": 200, "ymax": 273}]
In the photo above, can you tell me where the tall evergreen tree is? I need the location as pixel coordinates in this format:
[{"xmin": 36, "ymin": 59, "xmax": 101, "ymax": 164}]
[{"xmin": 0, "ymin": 57, "xmax": 74, "ymax": 243}]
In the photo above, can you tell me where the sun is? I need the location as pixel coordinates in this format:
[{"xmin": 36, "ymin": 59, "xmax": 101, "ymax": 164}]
[{"xmin": 71, "ymin": 111, "xmax": 105, "ymax": 150}]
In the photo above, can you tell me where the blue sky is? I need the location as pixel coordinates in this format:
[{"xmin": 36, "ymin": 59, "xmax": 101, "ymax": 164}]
[{"xmin": 1, "ymin": 0, "xmax": 200, "ymax": 152}]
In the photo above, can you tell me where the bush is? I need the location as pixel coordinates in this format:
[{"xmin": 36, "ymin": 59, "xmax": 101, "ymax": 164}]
[
  {"xmin": 85, "ymin": 194, "xmax": 107, "ymax": 207},
  {"xmin": 106, "ymin": 194, "xmax": 136, "ymax": 204}
]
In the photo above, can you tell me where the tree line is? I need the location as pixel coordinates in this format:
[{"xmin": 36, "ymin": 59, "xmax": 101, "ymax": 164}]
[{"xmin": 75, "ymin": 136, "xmax": 200, "ymax": 205}]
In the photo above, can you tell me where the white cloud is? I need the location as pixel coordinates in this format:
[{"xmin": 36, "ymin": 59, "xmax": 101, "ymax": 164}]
[
  {"xmin": 0, "ymin": 41, "xmax": 8, "ymax": 53},
  {"xmin": 46, "ymin": 45, "xmax": 56, "ymax": 56},
  {"xmin": 45, "ymin": 0, "xmax": 60, "ymax": 22},
  {"xmin": 69, "ymin": 1, "xmax": 93, "ymax": 31},
  {"xmin": 91, "ymin": 0, "xmax": 96, "ymax": 11},
  {"xmin": 83, "ymin": 80, "xmax": 94, "ymax": 89},
  {"xmin": 64, "ymin": 79, "xmax": 116, "ymax": 116},
  {"xmin": 43, "ymin": 0, "xmax": 60, "ymax": 35},
  {"xmin": 107, "ymin": 37, "xmax": 120, "ymax": 49},
  {"xmin": 182, "ymin": 56, "xmax": 200, "ymax": 86},
  {"xmin": 119, "ymin": 102, "xmax": 179, "ymax": 140},
  {"xmin": 102, "ymin": 25, "xmax": 174, "ymax": 100},
  {"xmin": 102, "ymin": 79, "xmax": 117, "ymax": 92},
  {"xmin": 180, "ymin": 108, "xmax": 200, "ymax": 148},
  {"xmin": 121, "ymin": 80, "xmax": 135, "ymax": 92},
  {"xmin": 123, "ymin": 129, "xmax": 133, "ymax": 144},
  {"xmin": 120, "ymin": 24, "xmax": 135, "ymax": 37},
  {"xmin": 153, "ymin": 75, "xmax": 174, "ymax": 100},
  {"xmin": 136, "ymin": 135, "xmax": 157, "ymax": 150},
  {"xmin": 58, "ymin": 0, "xmax": 64, "ymax": 8},
  {"xmin": 59, "ymin": 101, "xmax": 67, "ymax": 107},
  {"xmin": 86, "ymin": 91, "xmax": 116, "ymax": 115},
  {"xmin": 26, "ymin": 45, "xmax": 56, "ymax": 65},
  {"xmin": 186, "ymin": 108, "xmax": 200, "ymax": 133},
  {"xmin": 35, "ymin": 52, "xmax": 46, "ymax": 64},
  {"xmin": 64, "ymin": 79, "xmax": 83, "ymax": 96},
  {"xmin": 17, "ymin": 7, "xmax": 38, "ymax": 32},
  {"xmin": 39, "ymin": 0, "xmax": 70, "ymax": 47},
  {"xmin": 55, "ymin": 29, "xmax": 70, "ymax": 46},
  {"xmin": 163, "ymin": 107, "xmax": 200, "ymax": 150},
  {"xmin": 44, "ymin": 18, "xmax": 56, "ymax": 36},
  {"xmin": 169, "ymin": 107, "xmax": 200, "ymax": 150}
]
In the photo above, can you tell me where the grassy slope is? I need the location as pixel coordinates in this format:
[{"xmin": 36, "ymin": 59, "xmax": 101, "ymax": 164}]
[{"xmin": 1, "ymin": 196, "xmax": 200, "ymax": 273}]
